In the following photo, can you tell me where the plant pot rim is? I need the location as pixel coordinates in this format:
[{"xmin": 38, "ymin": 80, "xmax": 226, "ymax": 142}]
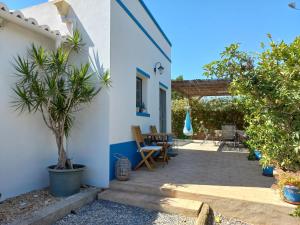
[
  {"xmin": 284, "ymin": 184, "xmax": 300, "ymax": 189},
  {"xmin": 48, "ymin": 164, "xmax": 86, "ymax": 173},
  {"xmin": 262, "ymin": 165, "xmax": 274, "ymax": 169}
]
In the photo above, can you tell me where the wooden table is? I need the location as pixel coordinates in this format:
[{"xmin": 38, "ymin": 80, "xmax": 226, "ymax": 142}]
[
  {"xmin": 142, "ymin": 133, "xmax": 173, "ymax": 164},
  {"xmin": 142, "ymin": 133, "xmax": 172, "ymax": 137}
]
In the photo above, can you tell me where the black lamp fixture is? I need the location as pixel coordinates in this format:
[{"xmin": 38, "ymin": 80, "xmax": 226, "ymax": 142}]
[
  {"xmin": 154, "ymin": 62, "xmax": 164, "ymax": 75},
  {"xmin": 289, "ymin": 2, "xmax": 300, "ymax": 10}
]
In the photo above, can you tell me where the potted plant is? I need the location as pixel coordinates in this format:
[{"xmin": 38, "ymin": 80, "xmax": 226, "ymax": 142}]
[
  {"xmin": 260, "ymin": 156, "xmax": 275, "ymax": 177},
  {"xmin": 278, "ymin": 172, "xmax": 300, "ymax": 205},
  {"xmin": 12, "ymin": 31, "xmax": 110, "ymax": 197},
  {"xmin": 140, "ymin": 102, "xmax": 146, "ymax": 113},
  {"xmin": 254, "ymin": 149, "xmax": 262, "ymax": 160}
]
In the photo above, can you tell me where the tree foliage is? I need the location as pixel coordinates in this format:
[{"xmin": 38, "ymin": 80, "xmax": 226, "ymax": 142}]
[
  {"xmin": 172, "ymin": 97, "xmax": 245, "ymax": 139},
  {"xmin": 12, "ymin": 30, "xmax": 110, "ymax": 169},
  {"xmin": 204, "ymin": 35, "xmax": 300, "ymax": 170},
  {"xmin": 172, "ymin": 75, "xmax": 185, "ymax": 100}
]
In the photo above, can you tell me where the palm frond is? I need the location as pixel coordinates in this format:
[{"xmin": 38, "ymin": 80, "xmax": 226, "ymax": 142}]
[
  {"xmin": 12, "ymin": 85, "xmax": 33, "ymax": 112},
  {"xmin": 100, "ymin": 70, "xmax": 111, "ymax": 87},
  {"xmin": 14, "ymin": 56, "xmax": 35, "ymax": 84},
  {"xmin": 30, "ymin": 44, "xmax": 47, "ymax": 67},
  {"xmin": 65, "ymin": 29, "xmax": 84, "ymax": 53}
]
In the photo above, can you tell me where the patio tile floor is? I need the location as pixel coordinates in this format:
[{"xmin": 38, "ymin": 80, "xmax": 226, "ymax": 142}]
[{"xmin": 111, "ymin": 141, "xmax": 299, "ymax": 225}]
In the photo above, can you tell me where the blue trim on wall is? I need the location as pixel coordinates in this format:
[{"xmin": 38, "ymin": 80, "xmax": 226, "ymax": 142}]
[
  {"xmin": 136, "ymin": 112, "xmax": 150, "ymax": 117},
  {"xmin": 159, "ymin": 82, "xmax": 168, "ymax": 90},
  {"xmin": 136, "ymin": 67, "xmax": 150, "ymax": 79},
  {"xmin": 138, "ymin": 0, "xmax": 172, "ymax": 47},
  {"xmin": 115, "ymin": 0, "xmax": 172, "ymax": 63},
  {"xmin": 110, "ymin": 141, "xmax": 141, "ymax": 180}
]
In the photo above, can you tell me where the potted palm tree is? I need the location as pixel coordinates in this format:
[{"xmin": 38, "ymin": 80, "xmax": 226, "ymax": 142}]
[{"xmin": 12, "ymin": 31, "xmax": 110, "ymax": 197}]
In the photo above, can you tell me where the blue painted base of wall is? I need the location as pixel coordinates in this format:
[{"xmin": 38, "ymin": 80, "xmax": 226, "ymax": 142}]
[{"xmin": 110, "ymin": 141, "xmax": 141, "ymax": 180}]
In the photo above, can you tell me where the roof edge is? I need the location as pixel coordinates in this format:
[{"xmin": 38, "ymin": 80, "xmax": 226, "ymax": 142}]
[
  {"xmin": 0, "ymin": 2, "xmax": 63, "ymax": 41},
  {"xmin": 138, "ymin": 0, "xmax": 172, "ymax": 47}
]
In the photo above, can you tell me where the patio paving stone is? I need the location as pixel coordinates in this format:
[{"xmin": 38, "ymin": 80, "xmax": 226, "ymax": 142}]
[{"xmin": 110, "ymin": 141, "xmax": 299, "ymax": 225}]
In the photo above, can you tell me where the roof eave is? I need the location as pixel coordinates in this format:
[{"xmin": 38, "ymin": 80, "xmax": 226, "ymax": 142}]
[{"xmin": 0, "ymin": 2, "xmax": 63, "ymax": 41}]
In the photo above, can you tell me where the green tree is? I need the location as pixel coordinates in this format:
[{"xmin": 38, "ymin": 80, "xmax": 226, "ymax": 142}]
[
  {"xmin": 172, "ymin": 75, "xmax": 184, "ymax": 100},
  {"xmin": 12, "ymin": 31, "xmax": 110, "ymax": 169},
  {"xmin": 172, "ymin": 97, "xmax": 244, "ymax": 139},
  {"xmin": 204, "ymin": 35, "xmax": 300, "ymax": 170}
]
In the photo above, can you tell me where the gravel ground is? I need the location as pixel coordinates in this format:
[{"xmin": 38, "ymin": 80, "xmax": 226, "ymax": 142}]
[
  {"xmin": 55, "ymin": 200, "xmax": 196, "ymax": 225},
  {"xmin": 213, "ymin": 213, "xmax": 250, "ymax": 225},
  {"xmin": 0, "ymin": 189, "xmax": 60, "ymax": 224}
]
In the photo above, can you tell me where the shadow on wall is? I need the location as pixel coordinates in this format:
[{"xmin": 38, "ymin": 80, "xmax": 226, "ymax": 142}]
[{"xmin": 63, "ymin": 6, "xmax": 110, "ymax": 187}]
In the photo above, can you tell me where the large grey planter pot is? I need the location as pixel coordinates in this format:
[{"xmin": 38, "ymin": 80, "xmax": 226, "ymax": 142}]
[{"xmin": 48, "ymin": 164, "xmax": 85, "ymax": 197}]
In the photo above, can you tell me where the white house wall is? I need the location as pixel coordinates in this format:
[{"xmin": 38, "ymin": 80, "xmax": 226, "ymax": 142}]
[
  {"xmin": 64, "ymin": 0, "xmax": 111, "ymax": 188},
  {"xmin": 14, "ymin": 0, "xmax": 112, "ymax": 190},
  {"xmin": 21, "ymin": 1, "xmax": 70, "ymax": 36},
  {"xmin": 0, "ymin": 0, "xmax": 171, "ymax": 198},
  {"xmin": 109, "ymin": 0, "xmax": 171, "ymax": 179},
  {"xmin": 0, "ymin": 21, "xmax": 56, "ymax": 200}
]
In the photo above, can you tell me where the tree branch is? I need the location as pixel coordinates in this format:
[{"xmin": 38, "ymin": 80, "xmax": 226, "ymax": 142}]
[{"xmin": 40, "ymin": 106, "xmax": 54, "ymax": 131}]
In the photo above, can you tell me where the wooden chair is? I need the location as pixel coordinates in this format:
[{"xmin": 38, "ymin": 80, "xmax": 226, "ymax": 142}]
[
  {"xmin": 150, "ymin": 125, "xmax": 158, "ymax": 134},
  {"xmin": 149, "ymin": 125, "xmax": 173, "ymax": 164},
  {"xmin": 149, "ymin": 125, "xmax": 164, "ymax": 142},
  {"xmin": 132, "ymin": 126, "xmax": 162, "ymax": 170}
]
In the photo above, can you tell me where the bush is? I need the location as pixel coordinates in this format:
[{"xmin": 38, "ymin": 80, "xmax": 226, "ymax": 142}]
[
  {"xmin": 290, "ymin": 206, "xmax": 300, "ymax": 217},
  {"xmin": 204, "ymin": 36, "xmax": 300, "ymax": 171},
  {"xmin": 172, "ymin": 97, "xmax": 245, "ymax": 139}
]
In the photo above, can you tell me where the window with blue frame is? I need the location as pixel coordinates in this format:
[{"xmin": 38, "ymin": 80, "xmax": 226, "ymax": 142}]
[
  {"xmin": 136, "ymin": 77, "xmax": 143, "ymax": 108},
  {"xmin": 136, "ymin": 68, "xmax": 150, "ymax": 117}
]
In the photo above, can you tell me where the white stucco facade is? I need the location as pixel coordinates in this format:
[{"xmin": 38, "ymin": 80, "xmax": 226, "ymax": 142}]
[
  {"xmin": 0, "ymin": 20, "xmax": 57, "ymax": 200},
  {"xmin": 0, "ymin": 0, "xmax": 171, "ymax": 200}
]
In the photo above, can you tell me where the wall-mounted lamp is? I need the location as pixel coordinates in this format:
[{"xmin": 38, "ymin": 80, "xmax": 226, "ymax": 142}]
[{"xmin": 154, "ymin": 62, "xmax": 164, "ymax": 75}]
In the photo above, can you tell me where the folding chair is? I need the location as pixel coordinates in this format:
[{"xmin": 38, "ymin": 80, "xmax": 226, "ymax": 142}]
[
  {"xmin": 132, "ymin": 126, "xmax": 162, "ymax": 170},
  {"xmin": 150, "ymin": 125, "xmax": 173, "ymax": 164}
]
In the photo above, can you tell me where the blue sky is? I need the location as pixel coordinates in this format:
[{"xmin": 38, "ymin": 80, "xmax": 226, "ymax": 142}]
[{"xmin": 5, "ymin": 0, "xmax": 300, "ymax": 79}]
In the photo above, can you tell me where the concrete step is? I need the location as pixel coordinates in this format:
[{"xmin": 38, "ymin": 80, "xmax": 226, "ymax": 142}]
[
  {"xmin": 108, "ymin": 181, "xmax": 300, "ymax": 225},
  {"xmin": 109, "ymin": 180, "xmax": 198, "ymax": 200},
  {"xmin": 98, "ymin": 189, "xmax": 203, "ymax": 217}
]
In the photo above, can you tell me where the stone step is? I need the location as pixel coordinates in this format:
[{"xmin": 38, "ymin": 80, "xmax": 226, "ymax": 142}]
[
  {"xmin": 98, "ymin": 189, "xmax": 203, "ymax": 218},
  {"xmin": 109, "ymin": 180, "xmax": 198, "ymax": 200},
  {"xmin": 108, "ymin": 181, "xmax": 300, "ymax": 225}
]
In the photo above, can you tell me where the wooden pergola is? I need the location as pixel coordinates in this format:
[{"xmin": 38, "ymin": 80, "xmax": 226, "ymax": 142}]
[{"xmin": 171, "ymin": 79, "xmax": 231, "ymax": 98}]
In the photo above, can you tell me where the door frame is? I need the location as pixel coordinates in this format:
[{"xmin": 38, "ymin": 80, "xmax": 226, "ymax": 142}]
[{"xmin": 159, "ymin": 88, "xmax": 167, "ymax": 133}]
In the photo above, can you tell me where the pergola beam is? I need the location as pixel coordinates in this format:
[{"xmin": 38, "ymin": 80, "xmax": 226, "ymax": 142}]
[{"xmin": 172, "ymin": 79, "xmax": 231, "ymax": 97}]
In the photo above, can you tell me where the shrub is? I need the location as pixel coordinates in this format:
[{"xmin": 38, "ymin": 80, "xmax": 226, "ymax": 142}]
[
  {"xmin": 290, "ymin": 206, "xmax": 300, "ymax": 217},
  {"xmin": 172, "ymin": 97, "xmax": 245, "ymax": 139},
  {"xmin": 204, "ymin": 35, "xmax": 300, "ymax": 171},
  {"xmin": 278, "ymin": 171, "xmax": 300, "ymax": 190}
]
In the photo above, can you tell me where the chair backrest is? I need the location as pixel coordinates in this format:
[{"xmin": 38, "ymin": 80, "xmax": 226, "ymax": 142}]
[
  {"xmin": 132, "ymin": 126, "xmax": 145, "ymax": 150},
  {"xmin": 221, "ymin": 125, "xmax": 236, "ymax": 140},
  {"xmin": 150, "ymin": 125, "xmax": 158, "ymax": 134}
]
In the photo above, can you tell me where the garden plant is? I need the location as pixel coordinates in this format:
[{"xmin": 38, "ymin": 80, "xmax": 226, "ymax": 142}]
[
  {"xmin": 172, "ymin": 97, "xmax": 244, "ymax": 139},
  {"xmin": 204, "ymin": 34, "xmax": 300, "ymax": 172},
  {"xmin": 12, "ymin": 30, "xmax": 110, "ymax": 170}
]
